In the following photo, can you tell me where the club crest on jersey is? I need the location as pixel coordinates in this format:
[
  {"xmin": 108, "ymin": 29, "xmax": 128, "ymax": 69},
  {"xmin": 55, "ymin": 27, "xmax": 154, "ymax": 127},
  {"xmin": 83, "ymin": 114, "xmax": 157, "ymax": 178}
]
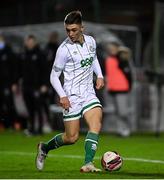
[{"xmin": 89, "ymin": 46, "xmax": 95, "ymax": 52}]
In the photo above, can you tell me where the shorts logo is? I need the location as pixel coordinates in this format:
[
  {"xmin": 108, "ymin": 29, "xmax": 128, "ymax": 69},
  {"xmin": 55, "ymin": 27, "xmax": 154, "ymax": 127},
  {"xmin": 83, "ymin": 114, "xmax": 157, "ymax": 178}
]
[{"xmin": 81, "ymin": 57, "xmax": 93, "ymax": 67}]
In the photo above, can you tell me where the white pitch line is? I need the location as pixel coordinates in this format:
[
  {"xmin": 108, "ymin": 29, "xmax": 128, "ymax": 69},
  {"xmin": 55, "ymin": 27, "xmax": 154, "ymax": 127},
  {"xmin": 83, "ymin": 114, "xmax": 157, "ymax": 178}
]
[
  {"xmin": 124, "ymin": 157, "xmax": 164, "ymax": 164},
  {"xmin": 0, "ymin": 151, "xmax": 164, "ymax": 164}
]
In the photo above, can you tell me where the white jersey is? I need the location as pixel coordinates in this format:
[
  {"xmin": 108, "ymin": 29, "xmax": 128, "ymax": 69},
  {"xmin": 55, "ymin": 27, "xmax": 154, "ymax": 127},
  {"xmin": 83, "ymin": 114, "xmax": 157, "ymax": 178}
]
[{"xmin": 51, "ymin": 34, "xmax": 103, "ymax": 97}]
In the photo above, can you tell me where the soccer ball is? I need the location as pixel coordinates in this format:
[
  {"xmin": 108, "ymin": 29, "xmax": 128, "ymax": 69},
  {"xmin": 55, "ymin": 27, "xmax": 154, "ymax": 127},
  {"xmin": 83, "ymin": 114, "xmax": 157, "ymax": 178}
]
[{"xmin": 101, "ymin": 151, "xmax": 123, "ymax": 171}]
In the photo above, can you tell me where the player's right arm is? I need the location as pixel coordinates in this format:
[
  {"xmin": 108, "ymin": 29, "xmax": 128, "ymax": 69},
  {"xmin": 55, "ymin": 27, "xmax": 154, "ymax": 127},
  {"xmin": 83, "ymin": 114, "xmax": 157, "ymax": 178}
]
[{"xmin": 50, "ymin": 45, "xmax": 71, "ymax": 110}]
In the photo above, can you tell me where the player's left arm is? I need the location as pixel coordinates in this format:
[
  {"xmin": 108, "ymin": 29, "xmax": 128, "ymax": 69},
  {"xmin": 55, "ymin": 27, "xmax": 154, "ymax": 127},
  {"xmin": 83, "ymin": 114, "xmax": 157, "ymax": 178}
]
[{"xmin": 92, "ymin": 57, "xmax": 104, "ymax": 90}]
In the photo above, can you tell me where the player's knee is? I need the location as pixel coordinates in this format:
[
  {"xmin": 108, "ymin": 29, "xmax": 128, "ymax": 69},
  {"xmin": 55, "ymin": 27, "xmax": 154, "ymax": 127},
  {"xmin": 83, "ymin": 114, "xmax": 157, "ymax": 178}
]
[{"xmin": 66, "ymin": 133, "xmax": 79, "ymax": 144}]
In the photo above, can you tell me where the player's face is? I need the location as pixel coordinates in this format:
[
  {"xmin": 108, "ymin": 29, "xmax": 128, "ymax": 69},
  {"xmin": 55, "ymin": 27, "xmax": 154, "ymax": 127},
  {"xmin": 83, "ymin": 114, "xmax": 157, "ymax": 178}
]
[{"xmin": 65, "ymin": 24, "xmax": 83, "ymax": 42}]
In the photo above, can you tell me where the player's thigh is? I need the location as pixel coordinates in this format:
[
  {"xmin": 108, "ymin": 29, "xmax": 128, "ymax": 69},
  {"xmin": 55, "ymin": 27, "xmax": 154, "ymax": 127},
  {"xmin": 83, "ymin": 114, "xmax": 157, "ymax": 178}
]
[
  {"xmin": 84, "ymin": 107, "xmax": 102, "ymax": 133},
  {"xmin": 64, "ymin": 119, "xmax": 80, "ymax": 138}
]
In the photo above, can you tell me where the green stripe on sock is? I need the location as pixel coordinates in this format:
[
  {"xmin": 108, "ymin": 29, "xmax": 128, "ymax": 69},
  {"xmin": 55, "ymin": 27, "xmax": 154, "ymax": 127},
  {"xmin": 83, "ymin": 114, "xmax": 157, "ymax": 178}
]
[
  {"xmin": 54, "ymin": 133, "xmax": 64, "ymax": 147},
  {"xmin": 85, "ymin": 139, "xmax": 98, "ymax": 144}
]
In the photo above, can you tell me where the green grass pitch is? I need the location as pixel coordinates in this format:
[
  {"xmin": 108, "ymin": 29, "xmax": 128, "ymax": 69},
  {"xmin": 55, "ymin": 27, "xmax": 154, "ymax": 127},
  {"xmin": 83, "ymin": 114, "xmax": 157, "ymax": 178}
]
[{"xmin": 0, "ymin": 131, "xmax": 164, "ymax": 179}]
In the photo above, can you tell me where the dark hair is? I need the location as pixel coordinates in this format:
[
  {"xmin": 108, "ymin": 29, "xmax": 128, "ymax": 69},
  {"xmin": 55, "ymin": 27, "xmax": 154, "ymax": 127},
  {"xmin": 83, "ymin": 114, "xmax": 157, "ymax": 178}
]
[{"xmin": 64, "ymin": 10, "xmax": 82, "ymax": 25}]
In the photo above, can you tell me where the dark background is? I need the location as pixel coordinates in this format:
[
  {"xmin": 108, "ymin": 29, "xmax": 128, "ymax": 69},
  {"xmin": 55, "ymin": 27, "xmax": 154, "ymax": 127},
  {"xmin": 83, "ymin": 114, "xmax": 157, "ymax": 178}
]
[
  {"xmin": 0, "ymin": 0, "xmax": 155, "ymax": 29},
  {"xmin": 0, "ymin": 0, "xmax": 157, "ymax": 61}
]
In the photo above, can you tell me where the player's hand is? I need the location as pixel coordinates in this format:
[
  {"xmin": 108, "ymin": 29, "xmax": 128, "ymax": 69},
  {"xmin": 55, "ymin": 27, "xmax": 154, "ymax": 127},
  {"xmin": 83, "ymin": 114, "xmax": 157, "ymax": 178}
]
[
  {"xmin": 96, "ymin": 78, "xmax": 104, "ymax": 90},
  {"xmin": 60, "ymin": 96, "xmax": 71, "ymax": 110}
]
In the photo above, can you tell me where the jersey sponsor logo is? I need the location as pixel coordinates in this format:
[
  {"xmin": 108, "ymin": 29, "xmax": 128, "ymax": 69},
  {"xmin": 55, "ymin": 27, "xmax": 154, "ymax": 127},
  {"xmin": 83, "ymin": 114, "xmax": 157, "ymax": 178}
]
[{"xmin": 80, "ymin": 57, "xmax": 93, "ymax": 67}]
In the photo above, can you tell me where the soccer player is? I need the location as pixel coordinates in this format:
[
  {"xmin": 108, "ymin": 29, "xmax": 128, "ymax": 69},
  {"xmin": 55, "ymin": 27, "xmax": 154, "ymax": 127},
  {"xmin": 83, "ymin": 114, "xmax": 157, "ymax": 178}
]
[{"xmin": 36, "ymin": 10, "xmax": 104, "ymax": 172}]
